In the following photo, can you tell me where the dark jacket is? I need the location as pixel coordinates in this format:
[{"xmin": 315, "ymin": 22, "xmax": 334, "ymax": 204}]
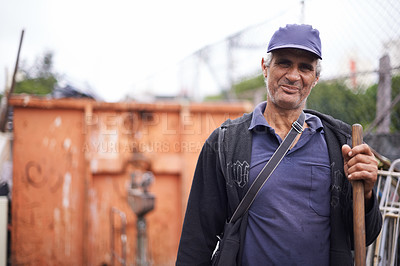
[{"xmin": 176, "ymin": 109, "xmax": 382, "ymax": 266}]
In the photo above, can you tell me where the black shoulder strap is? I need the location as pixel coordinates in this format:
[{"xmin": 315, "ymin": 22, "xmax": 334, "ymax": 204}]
[
  {"xmin": 218, "ymin": 126, "xmax": 227, "ymax": 180},
  {"xmin": 229, "ymin": 112, "xmax": 305, "ymax": 223}
]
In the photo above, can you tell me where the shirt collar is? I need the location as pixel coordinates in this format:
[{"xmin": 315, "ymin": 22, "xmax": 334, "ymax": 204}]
[
  {"xmin": 248, "ymin": 101, "xmax": 324, "ymax": 132},
  {"xmin": 249, "ymin": 101, "xmax": 269, "ymax": 130}
]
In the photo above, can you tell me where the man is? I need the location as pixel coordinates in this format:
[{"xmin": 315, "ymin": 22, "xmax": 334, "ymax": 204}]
[{"xmin": 176, "ymin": 24, "xmax": 382, "ymax": 265}]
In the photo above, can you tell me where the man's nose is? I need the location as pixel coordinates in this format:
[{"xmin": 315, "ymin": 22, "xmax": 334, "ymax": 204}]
[{"xmin": 286, "ymin": 67, "xmax": 301, "ymax": 82}]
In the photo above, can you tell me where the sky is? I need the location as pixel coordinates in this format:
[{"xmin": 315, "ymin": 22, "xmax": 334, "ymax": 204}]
[
  {"xmin": 2, "ymin": 0, "xmax": 398, "ymax": 102},
  {"xmin": 0, "ymin": 0, "xmax": 302, "ymax": 102}
]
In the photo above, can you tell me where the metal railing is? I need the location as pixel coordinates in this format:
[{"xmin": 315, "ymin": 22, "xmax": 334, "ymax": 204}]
[{"xmin": 367, "ymin": 159, "xmax": 400, "ymax": 265}]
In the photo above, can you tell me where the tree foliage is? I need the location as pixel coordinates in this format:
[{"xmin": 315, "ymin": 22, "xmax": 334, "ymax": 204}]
[
  {"xmin": 307, "ymin": 81, "xmax": 376, "ymax": 128},
  {"xmin": 205, "ymin": 75, "xmax": 265, "ymax": 101},
  {"xmin": 308, "ymin": 76, "xmax": 400, "ymax": 132},
  {"xmin": 233, "ymin": 75, "xmax": 265, "ymax": 95},
  {"xmin": 14, "ymin": 51, "xmax": 58, "ymax": 95}
]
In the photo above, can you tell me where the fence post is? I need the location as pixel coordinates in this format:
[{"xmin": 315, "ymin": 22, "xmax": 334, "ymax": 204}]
[{"xmin": 376, "ymin": 54, "xmax": 392, "ymax": 133}]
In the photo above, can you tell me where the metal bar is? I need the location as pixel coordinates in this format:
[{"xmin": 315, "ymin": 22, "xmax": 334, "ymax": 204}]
[
  {"xmin": 378, "ymin": 170, "xmax": 400, "ymax": 178},
  {"xmin": 372, "ymin": 159, "xmax": 400, "ymax": 265},
  {"xmin": 0, "ymin": 29, "xmax": 24, "ymax": 132},
  {"xmin": 110, "ymin": 207, "xmax": 127, "ymax": 266},
  {"xmin": 8, "ymin": 95, "xmax": 251, "ymax": 113}
]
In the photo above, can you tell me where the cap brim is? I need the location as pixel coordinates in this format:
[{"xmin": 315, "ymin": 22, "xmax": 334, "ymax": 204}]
[{"xmin": 267, "ymin": 44, "xmax": 322, "ymax": 59}]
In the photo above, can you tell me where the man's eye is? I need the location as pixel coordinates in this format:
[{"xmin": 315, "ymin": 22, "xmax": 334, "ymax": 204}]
[
  {"xmin": 300, "ymin": 64, "xmax": 313, "ymax": 72},
  {"xmin": 278, "ymin": 62, "xmax": 290, "ymax": 67}
]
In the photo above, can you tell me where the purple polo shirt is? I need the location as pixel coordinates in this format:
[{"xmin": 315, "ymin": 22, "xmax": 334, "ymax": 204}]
[{"xmin": 242, "ymin": 102, "xmax": 331, "ymax": 266}]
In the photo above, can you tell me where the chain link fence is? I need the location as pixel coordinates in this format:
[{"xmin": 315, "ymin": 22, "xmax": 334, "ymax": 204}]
[{"xmin": 174, "ymin": 0, "xmax": 400, "ymax": 107}]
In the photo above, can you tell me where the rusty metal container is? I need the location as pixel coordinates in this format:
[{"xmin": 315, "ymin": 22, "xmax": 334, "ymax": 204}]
[{"xmin": 9, "ymin": 95, "xmax": 250, "ymax": 265}]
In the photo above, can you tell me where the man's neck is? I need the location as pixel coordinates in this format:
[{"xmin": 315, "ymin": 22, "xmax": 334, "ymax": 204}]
[{"xmin": 264, "ymin": 103, "xmax": 304, "ymax": 139}]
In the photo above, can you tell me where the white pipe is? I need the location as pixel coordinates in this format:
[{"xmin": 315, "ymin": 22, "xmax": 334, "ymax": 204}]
[{"xmin": 0, "ymin": 196, "xmax": 8, "ymax": 266}]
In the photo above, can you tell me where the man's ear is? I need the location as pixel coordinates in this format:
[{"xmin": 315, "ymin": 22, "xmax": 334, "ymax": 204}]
[
  {"xmin": 312, "ymin": 77, "xmax": 319, "ymax": 88},
  {"xmin": 261, "ymin": 58, "xmax": 268, "ymax": 78}
]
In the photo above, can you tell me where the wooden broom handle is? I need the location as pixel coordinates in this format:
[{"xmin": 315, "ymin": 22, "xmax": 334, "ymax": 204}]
[{"xmin": 352, "ymin": 124, "xmax": 366, "ymax": 266}]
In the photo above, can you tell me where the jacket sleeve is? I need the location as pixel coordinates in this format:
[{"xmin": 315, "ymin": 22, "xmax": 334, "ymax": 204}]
[
  {"xmin": 364, "ymin": 191, "xmax": 383, "ymax": 246},
  {"xmin": 340, "ymin": 162, "xmax": 382, "ymax": 249},
  {"xmin": 176, "ymin": 133, "xmax": 228, "ymax": 266},
  {"xmin": 345, "ymin": 188, "xmax": 382, "ymax": 249},
  {"xmin": 341, "ymin": 168, "xmax": 382, "ymax": 249}
]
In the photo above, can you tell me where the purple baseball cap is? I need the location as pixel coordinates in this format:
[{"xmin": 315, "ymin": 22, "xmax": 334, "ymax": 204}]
[{"xmin": 267, "ymin": 24, "xmax": 322, "ymax": 59}]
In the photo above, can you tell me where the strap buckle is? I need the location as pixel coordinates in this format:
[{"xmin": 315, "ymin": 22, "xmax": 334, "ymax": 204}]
[{"xmin": 292, "ymin": 121, "xmax": 304, "ymax": 134}]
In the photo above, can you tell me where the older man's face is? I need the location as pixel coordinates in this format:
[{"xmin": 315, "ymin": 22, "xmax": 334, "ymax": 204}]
[{"xmin": 262, "ymin": 49, "xmax": 319, "ymax": 111}]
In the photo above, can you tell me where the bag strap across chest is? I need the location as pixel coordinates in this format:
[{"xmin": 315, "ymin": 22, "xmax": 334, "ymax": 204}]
[{"xmin": 228, "ymin": 112, "xmax": 305, "ymax": 223}]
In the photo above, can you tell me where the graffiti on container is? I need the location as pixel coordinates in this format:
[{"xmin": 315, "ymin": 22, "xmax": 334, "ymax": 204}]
[
  {"xmin": 25, "ymin": 161, "xmax": 46, "ymax": 188},
  {"xmin": 25, "ymin": 160, "xmax": 63, "ymax": 192}
]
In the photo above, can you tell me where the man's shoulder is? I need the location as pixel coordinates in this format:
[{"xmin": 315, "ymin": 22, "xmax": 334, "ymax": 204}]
[
  {"xmin": 206, "ymin": 112, "xmax": 253, "ymax": 146},
  {"xmin": 305, "ymin": 109, "xmax": 351, "ymax": 136},
  {"xmin": 221, "ymin": 112, "xmax": 253, "ymax": 128}
]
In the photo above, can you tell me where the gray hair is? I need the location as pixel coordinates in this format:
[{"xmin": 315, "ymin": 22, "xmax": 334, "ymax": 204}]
[{"xmin": 263, "ymin": 52, "xmax": 321, "ymax": 78}]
